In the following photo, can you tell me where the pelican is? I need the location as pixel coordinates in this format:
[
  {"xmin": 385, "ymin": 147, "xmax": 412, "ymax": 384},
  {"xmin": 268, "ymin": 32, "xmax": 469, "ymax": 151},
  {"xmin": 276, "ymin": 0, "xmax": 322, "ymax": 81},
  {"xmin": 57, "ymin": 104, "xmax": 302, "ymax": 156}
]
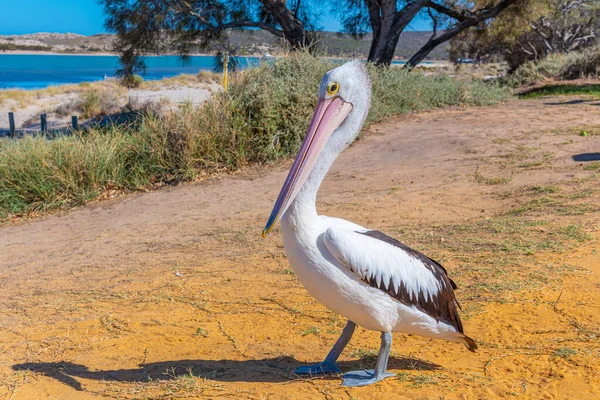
[{"xmin": 262, "ymin": 61, "xmax": 476, "ymax": 387}]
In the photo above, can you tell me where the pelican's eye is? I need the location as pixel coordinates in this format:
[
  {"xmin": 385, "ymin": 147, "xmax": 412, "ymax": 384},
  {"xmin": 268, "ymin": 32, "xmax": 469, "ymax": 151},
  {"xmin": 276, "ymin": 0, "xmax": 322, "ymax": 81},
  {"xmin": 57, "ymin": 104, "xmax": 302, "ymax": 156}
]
[{"xmin": 327, "ymin": 82, "xmax": 340, "ymax": 95}]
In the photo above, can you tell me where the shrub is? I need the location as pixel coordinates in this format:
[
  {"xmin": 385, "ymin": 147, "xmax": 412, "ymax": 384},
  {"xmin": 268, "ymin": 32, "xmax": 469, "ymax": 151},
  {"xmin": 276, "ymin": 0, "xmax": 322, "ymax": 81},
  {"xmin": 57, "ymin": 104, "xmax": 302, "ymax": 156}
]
[
  {"xmin": 197, "ymin": 70, "xmax": 220, "ymax": 83},
  {"xmin": 76, "ymin": 88, "xmax": 120, "ymax": 118},
  {"xmin": 507, "ymin": 47, "xmax": 600, "ymax": 87},
  {"xmin": 505, "ymin": 53, "xmax": 570, "ymax": 87},
  {"xmin": 560, "ymin": 48, "xmax": 600, "ymax": 80},
  {"xmin": 120, "ymin": 74, "xmax": 144, "ymax": 88},
  {"xmin": 54, "ymin": 88, "xmax": 120, "ymax": 119}
]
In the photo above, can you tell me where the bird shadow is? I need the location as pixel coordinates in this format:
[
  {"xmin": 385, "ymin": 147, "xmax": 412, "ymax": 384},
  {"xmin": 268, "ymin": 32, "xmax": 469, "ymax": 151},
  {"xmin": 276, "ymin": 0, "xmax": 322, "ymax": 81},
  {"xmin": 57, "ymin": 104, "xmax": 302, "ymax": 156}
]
[
  {"xmin": 13, "ymin": 356, "xmax": 441, "ymax": 391},
  {"xmin": 573, "ymin": 153, "xmax": 600, "ymax": 162}
]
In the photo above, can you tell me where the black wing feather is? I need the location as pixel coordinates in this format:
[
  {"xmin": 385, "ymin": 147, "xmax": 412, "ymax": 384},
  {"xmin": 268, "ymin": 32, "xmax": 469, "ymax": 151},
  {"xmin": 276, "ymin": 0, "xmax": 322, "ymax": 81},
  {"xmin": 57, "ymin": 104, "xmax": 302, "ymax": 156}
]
[{"xmin": 358, "ymin": 230, "xmax": 464, "ymax": 334}]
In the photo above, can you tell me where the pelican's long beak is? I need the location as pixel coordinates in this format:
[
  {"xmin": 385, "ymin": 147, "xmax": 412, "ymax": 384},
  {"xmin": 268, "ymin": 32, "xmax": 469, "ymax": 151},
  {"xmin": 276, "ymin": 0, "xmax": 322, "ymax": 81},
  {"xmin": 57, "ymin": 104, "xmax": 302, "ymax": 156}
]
[{"xmin": 263, "ymin": 96, "xmax": 353, "ymax": 238}]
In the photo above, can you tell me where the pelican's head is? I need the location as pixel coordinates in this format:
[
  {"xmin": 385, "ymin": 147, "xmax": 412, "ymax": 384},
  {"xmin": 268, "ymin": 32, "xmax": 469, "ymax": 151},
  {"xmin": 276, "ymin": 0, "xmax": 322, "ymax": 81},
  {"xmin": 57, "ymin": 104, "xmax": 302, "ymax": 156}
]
[{"xmin": 263, "ymin": 61, "xmax": 371, "ymax": 237}]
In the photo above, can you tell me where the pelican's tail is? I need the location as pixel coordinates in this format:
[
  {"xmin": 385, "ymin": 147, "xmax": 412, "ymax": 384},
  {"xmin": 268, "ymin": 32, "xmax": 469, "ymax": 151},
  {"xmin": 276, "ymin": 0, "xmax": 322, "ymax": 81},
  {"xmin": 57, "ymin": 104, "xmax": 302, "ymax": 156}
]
[{"xmin": 463, "ymin": 335, "xmax": 478, "ymax": 352}]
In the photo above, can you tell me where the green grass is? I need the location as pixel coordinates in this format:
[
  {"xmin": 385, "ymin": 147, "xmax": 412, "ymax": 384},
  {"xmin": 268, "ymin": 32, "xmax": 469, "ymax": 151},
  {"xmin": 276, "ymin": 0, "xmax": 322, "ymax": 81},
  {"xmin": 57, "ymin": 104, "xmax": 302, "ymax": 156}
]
[
  {"xmin": 300, "ymin": 326, "xmax": 320, "ymax": 336},
  {"xmin": 0, "ymin": 52, "xmax": 511, "ymax": 220},
  {"xmin": 530, "ymin": 185, "xmax": 561, "ymax": 194},
  {"xmin": 349, "ymin": 348, "xmax": 378, "ymax": 360},
  {"xmin": 396, "ymin": 372, "xmax": 442, "ymax": 388},
  {"xmin": 553, "ymin": 347, "xmax": 578, "ymax": 359},
  {"xmin": 558, "ymin": 225, "xmax": 591, "ymax": 242},
  {"xmin": 521, "ymin": 84, "xmax": 600, "ymax": 98},
  {"xmin": 194, "ymin": 327, "xmax": 209, "ymax": 338},
  {"xmin": 584, "ymin": 162, "xmax": 600, "ymax": 171},
  {"xmin": 474, "ymin": 172, "xmax": 511, "ymax": 185},
  {"xmin": 572, "ymin": 126, "xmax": 600, "ymax": 137}
]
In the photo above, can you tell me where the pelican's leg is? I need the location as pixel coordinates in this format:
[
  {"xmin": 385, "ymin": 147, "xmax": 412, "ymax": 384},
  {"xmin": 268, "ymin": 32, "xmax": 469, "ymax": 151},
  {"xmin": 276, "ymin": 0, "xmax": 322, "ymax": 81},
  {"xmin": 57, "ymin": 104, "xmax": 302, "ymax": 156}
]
[
  {"xmin": 295, "ymin": 320, "xmax": 356, "ymax": 375},
  {"xmin": 341, "ymin": 331, "xmax": 394, "ymax": 387}
]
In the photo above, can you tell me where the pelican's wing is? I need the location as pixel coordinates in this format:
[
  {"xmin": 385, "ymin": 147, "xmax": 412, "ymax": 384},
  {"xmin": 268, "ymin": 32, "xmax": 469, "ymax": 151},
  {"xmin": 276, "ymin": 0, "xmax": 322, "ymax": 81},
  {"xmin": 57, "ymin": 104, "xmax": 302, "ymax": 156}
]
[{"xmin": 324, "ymin": 227, "xmax": 465, "ymax": 335}]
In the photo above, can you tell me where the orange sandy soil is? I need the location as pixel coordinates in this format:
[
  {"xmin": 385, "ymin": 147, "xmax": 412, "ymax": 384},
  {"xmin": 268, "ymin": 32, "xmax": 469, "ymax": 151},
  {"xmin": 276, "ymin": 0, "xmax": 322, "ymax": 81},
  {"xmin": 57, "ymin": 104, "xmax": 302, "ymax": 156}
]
[{"xmin": 1, "ymin": 96, "xmax": 599, "ymax": 399}]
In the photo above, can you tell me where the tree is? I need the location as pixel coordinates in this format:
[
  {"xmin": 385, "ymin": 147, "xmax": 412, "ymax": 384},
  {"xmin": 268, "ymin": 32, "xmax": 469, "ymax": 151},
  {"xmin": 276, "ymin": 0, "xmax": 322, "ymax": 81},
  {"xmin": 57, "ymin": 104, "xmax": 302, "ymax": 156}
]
[
  {"xmin": 100, "ymin": 0, "xmax": 314, "ymax": 76},
  {"xmin": 405, "ymin": 0, "xmax": 521, "ymax": 69},
  {"xmin": 450, "ymin": 0, "xmax": 600, "ymax": 69},
  {"xmin": 526, "ymin": 0, "xmax": 599, "ymax": 54},
  {"xmin": 339, "ymin": 0, "xmax": 522, "ymax": 67}
]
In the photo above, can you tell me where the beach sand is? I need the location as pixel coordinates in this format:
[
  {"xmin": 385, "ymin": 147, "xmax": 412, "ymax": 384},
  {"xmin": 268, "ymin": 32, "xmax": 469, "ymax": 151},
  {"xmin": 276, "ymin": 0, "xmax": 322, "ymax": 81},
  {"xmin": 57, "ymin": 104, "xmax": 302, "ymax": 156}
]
[{"xmin": 0, "ymin": 80, "xmax": 221, "ymax": 132}]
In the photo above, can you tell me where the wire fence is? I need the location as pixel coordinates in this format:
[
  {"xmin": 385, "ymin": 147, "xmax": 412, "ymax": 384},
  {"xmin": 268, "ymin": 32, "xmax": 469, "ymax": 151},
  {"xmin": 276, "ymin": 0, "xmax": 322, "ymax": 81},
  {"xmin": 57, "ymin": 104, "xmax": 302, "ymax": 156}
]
[
  {"xmin": 0, "ymin": 112, "xmax": 79, "ymax": 138},
  {"xmin": 0, "ymin": 111, "xmax": 140, "ymax": 139}
]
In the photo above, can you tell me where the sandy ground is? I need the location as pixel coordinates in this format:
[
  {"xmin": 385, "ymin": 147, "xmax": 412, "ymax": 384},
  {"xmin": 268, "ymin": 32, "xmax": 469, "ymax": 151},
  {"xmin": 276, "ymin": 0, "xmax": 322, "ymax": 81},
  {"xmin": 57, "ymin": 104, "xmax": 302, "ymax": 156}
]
[
  {"xmin": 0, "ymin": 96, "xmax": 599, "ymax": 399},
  {"xmin": 0, "ymin": 83, "xmax": 219, "ymax": 132},
  {"xmin": 127, "ymin": 87, "xmax": 217, "ymax": 106}
]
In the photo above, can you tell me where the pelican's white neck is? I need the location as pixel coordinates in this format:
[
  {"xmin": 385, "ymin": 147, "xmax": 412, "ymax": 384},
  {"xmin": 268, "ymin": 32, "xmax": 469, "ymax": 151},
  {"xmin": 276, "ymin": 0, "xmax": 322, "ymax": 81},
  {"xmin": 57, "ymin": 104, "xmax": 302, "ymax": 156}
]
[{"xmin": 282, "ymin": 105, "xmax": 367, "ymax": 232}]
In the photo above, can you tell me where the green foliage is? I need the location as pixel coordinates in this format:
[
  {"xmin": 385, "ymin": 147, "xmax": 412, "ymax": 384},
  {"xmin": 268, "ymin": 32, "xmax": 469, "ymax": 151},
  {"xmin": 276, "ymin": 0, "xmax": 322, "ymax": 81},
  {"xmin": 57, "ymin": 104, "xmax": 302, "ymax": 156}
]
[
  {"xmin": 80, "ymin": 88, "xmax": 120, "ymax": 118},
  {"xmin": 560, "ymin": 47, "xmax": 600, "ymax": 79},
  {"xmin": 194, "ymin": 327, "xmax": 209, "ymax": 337},
  {"xmin": 0, "ymin": 132, "xmax": 137, "ymax": 217},
  {"xmin": 120, "ymin": 74, "xmax": 144, "ymax": 88},
  {"xmin": 54, "ymin": 87, "xmax": 121, "ymax": 119},
  {"xmin": 451, "ymin": 0, "xmax": 600, "ymax": 70},
  {"xmin": 553, "ymin": 347, "xmax": 578, "ymax": 358},
  {"xmin": 506, "ymin": 53, "xmax": 570, "ymax": 87},
  {"xmin": 0, "ymin": 53, "xmax": 511, "ymax": 219},
  {"xmin": 521, "ymin": 84, "xmax": 600, "ymax": 98},
  {"xmin": 508, "ymin": 47, "xmax": 600, "ymax": 87},
  {"xmin": 367, "ymin": 64, "xmax": 510, "ymax": 122}
]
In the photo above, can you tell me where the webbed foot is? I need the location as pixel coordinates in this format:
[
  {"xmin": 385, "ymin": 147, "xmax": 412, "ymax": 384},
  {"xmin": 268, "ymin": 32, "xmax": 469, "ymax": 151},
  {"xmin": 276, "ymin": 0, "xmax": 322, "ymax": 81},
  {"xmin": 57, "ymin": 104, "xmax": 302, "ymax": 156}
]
[{"xmin": 341, "ymin": 369, "xmax": 394, "ymax": 387}]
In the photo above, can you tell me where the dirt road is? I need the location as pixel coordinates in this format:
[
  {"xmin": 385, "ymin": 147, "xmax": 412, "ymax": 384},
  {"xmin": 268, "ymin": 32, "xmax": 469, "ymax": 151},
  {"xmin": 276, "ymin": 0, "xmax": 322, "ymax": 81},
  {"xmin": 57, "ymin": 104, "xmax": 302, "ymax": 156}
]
[{"xmin": 1, "ymin": 97, "xmax": 599, "ymax": 399}]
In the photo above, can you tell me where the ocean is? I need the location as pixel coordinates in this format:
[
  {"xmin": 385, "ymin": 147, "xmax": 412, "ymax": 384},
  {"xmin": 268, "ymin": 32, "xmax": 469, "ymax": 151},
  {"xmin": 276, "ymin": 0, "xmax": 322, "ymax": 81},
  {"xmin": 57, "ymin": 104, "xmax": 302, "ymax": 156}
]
[
  {"xmin": 0, "ymin": 54, "xmax": 261, "ymax": 90},
  {"xmin": 0, "ymin": 54, "xmax": 424, "ymax": 90}
]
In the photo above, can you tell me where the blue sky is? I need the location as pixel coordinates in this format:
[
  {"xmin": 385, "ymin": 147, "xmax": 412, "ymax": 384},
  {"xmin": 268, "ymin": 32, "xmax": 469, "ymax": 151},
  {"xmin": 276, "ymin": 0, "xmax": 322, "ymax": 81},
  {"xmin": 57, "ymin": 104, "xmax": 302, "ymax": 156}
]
[{"xmin": 0, "ymin": 0, "xmax": 431, "ymax": 35}]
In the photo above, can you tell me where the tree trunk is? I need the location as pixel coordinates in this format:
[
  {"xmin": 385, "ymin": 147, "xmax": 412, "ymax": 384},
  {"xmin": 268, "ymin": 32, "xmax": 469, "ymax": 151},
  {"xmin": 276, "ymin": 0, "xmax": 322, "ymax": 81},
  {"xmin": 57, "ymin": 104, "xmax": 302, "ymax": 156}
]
[
  {"xmin": 365, "ymin": 0, "xmax": 383, "ymax": 61},
  {"xmin": 404, "ymin": 35, "xmax": 446, "ymax": 69},
  {"xmin": 369, "ymin": 30, "xmax": 401, "ymax": 65},
  {"xmin": 261, "ymin": 0, "xmax": 307, "ymax": 48},
  {"xmin": 367, "ymin": 0, "xmax": 428, "ymax": 65}
]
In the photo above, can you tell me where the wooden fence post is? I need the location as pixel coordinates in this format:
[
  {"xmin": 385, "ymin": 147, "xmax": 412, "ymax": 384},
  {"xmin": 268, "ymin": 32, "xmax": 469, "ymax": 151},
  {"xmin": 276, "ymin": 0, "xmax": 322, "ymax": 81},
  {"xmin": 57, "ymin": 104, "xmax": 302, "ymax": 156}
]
[
  {"xmin": 72, "ymin": 116, "xmax": 78, "ymax": 131},
  {"xmin": 41, "ymin": 114, "xmax": 47, "ymax": 134},
  {"xmin": 8, "ymin": 112, "xmax": 15, "ymax": 137}
]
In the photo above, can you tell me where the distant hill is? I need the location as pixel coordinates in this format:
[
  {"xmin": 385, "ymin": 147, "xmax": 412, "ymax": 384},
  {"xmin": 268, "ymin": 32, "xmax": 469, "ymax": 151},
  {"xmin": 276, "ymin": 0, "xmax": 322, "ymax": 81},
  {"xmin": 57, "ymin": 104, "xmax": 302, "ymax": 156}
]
[
  {"xmin": 0, "ymin": 31, "xmax": 448, "ymax": 60},
  {"xmin": 227, "ymin": 30, "xmax": 449, "ymax": 60},
  {"xmin": 0, "ymin": 33, "xmax": 115, "ymax": 53}
]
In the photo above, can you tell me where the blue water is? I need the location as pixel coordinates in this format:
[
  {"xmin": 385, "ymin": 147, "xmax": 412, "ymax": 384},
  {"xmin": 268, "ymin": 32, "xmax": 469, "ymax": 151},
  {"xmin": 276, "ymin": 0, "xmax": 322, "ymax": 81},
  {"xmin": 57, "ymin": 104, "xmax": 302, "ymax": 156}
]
[
  {"xmin": 0, "ymin": 54, "xmax": 430, "ymax": 90},
  {"xmin": 0, "ymin": 55, "xmax": 261, "ymax": 90}
]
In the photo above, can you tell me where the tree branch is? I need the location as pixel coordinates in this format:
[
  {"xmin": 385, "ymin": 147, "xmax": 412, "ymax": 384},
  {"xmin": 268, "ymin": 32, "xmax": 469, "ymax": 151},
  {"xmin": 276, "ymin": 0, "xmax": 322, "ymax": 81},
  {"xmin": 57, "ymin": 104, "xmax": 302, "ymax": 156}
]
[
  {"xmin": 186, "ymin": 10, "xmax": 284, "ymax": 37},
  {"xmin": 404, "ymin": 0, "xmax": 520, "ymax": 70},
  {"xmin": 425, "ymin": 1, "xmax": 469, "ymax": 21},
  {"xmin": 427, "ymin": 7, "xmax": 438, "ymax": 41},
  {"xmin": 220, "ymin": 20, "xmax": 284, "ymax": 37}
]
